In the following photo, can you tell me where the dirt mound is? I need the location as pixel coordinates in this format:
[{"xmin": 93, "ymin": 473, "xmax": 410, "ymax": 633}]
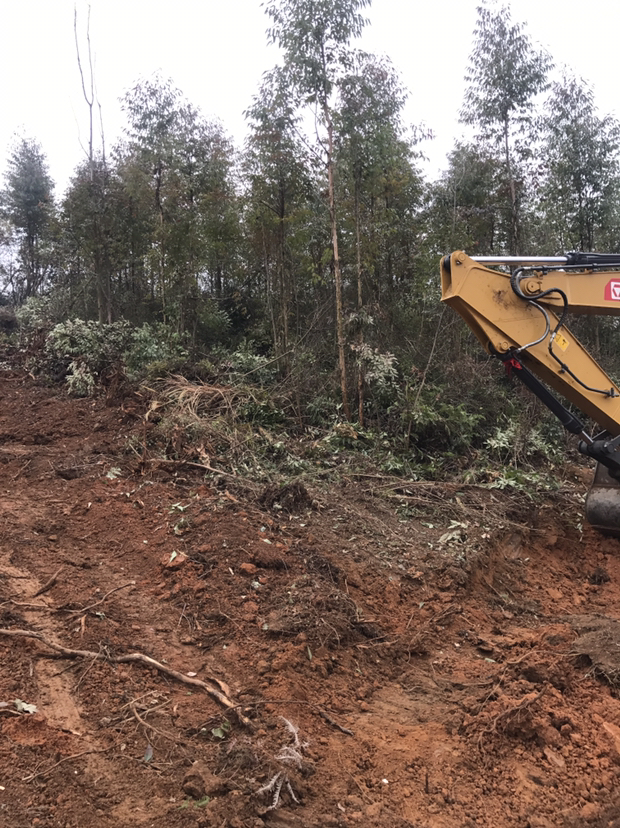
[{"xmin": 1, "ymin": 358, "xmax": 620, "ymax": 826}]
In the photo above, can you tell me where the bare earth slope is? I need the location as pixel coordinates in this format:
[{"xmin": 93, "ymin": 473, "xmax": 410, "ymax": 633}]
[{"xmin": 1, "ymin": 358, "xmax": 620, "ymax": 828}]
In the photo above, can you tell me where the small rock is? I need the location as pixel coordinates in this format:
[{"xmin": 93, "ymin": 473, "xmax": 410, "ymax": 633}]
[
  {"xmin": 257, "ymin": 660, "xmax": 270, "ymax": 675},
  {"xmin": 580, "ymin": 802, "xmax": 600, "ymax": 821},
  {"xmin": 528, "ymin": 817, "xmax": 553, "ymax": 828},
  {"xmin": 243, "ymin": 601, "xmax": 259, "ymax": 615},
  {"xmin": 539, "ymin": 725, "xmax": 562, "ymax": 749},
  {"xmin": 239, "ymin": 562, "xmax": 258, "ymax": 576},
  {"xmin": 543, "ymin": 746, "xmax": 566, "ymax": 770},
  {"xmin": 365, "ymin": 802, "xmax": 383, "ymax": 818},
  {"xmin": 163, "ymin": 551, "xmax": 187, "ymax": 570}
]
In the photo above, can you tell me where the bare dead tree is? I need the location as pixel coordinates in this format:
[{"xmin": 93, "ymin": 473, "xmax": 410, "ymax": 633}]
[{"xmin": 73, "ymin": 4, "xmax": 112, "ymax": 323}]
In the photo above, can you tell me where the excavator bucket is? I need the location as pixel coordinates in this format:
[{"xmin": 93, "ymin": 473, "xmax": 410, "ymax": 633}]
[{"xmin": 585, "ymin": 463, "xmax": 620, "ymax": 536}]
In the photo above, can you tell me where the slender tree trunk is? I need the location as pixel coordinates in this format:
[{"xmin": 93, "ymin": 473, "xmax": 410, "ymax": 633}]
[
  {"xmin": 278, "ymin": 177, "xmax": 290, "ymax": 374},
  {"xmin": 75, "ymin": 6, "xmax": 112, "ymax": 323},
  {"xmin": 325, "ymin": 111, "xmax": 351, "ymax": 421},
  {"xmin": 504, "ymin": 117, "xmax": 518, "ymax": 255},
  {"xmin": 263, "ymin": 231, "xmax": 278, "ymax": 359},
  {"xmin": 355, "ymin": 183, "xmax": 364, "ymax": 426}
]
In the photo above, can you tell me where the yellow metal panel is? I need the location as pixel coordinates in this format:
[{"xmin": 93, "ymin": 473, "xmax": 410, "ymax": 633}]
[{"xmin": 440, "ymin": 252, "xmax": 620, "ymax": 435}]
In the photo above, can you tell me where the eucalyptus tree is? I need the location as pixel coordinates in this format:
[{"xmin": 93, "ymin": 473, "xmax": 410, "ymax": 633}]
[
  {"xmin": 336, "ymin": 53, "xmax": 425, "ymax": 420},
  {"xmin": 120, "ymin": 76, "xmax": 187, "ymax": 321},
  {"xmin": 60, "ymin": 156, "xmax": 132, "ymax": 321},
  {"xmin": 264, "ymin": 0, "xmax": 371, "ymax": 419},
  {"xmin": 244, "ymin": 67, "xmax": 316, "ymax": 369},
  {"xmin": 425, "ymin": 142, "xmax": 504, "ymax": 256},
  {"xmin": 461, "ymin": 3, "xmax": 551, "ymax": 254},
  {"xmin": 120, "ymin": 75, "xmax": 240, "ymax": 335},
  {"xmin": 0, "ymin": 137, "xmax": 55, "ymax": 302},
  {"xmin": 535, "ymin": 74, "xmax": 620, "ymax": 253},
  {"xmin": 337, "ymin": 53, "xmax": 409, "ymax": 301}
]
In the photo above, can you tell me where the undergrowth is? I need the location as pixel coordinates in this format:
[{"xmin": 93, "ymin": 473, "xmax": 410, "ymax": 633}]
[{"xmin": 11, "ymin": 306, "xmax": 574, "ymax": 494}]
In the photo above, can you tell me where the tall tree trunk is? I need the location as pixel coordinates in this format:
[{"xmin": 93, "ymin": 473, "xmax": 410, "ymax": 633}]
[
  {"xmin": 504, "ymin": 117, "xmax": 518, "ymax": 255},
  {"xmin": 355, "ymin": 183, "xmax": 364, "ymax": 426},
  {"xmin": 326, "ymin": 110, "xmax": 351, "ymax": 421},
  {"xmin": 75, "ymin": 7, "xmax": 112, "ymax": 324}
]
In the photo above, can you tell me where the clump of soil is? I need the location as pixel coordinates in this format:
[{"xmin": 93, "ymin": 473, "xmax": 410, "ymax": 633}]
[
  {"xmin": 259, "ymin": 480, "xmax": 314, "ymax": 513},
  {"xmin": 571, "ymin": 614, "xmax": 620, "ymax": 684}
]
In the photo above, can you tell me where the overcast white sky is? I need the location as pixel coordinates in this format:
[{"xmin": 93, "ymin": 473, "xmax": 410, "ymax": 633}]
[{"xmin": 1, "ymin": 0, "xmax": 619, "ymax": 193}]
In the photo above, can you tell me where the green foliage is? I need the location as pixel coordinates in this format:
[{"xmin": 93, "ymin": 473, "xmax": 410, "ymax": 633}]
[
  {"xmin": 0, "ymin": 137, "xmax": 55, "ymax": 301},
  {"xmin": 485, "ymin": 415, "xmax": 564, "ymax": 467},
  {"xmin": 536, "ymin": 74, "xmax": 620, "ymax": 252},
  {"xmin": 405, "ymin": 394, "xmax": 483, "ymax": 456},
  {"xmin": 42, "ymin": 318, "xmax": 189, "ymax": 394},
  {"xmin": 44, "ymin": 318, "xmax": 133, "ymax": 395},
  {"xmin": 461, "ymin": 3, "xmax": 552, "ymax": 253},
  {"xmin": 486, "ymin": 467, "xmax": 559, "ymax": 494},
  {"xmin": 216, "ymin": 341, "xmax": 278, "ymax": 385},
  {"xmin": 264, "ymin": 0, "xmax": 371, "ymax": 106},
  {"xmin": 424, "ymin": 143, "xmax": 504, "ymax": 254},
  {"xmin": 123, "ymin": 322, "xmax": 188, "ymax": 376},
  {"xmin": 461, "ymin": 4, "xmax": 552, "ymax": 136},
  {"xmin": 179, "ymin": 797, "xmax": 210, "ymax": 810},
  {"xmin": 16, "ymin": 291, "xmax": 71, "ymax": 330},
  {"xmin": 65, "ymin": 361, "xmax": 96, "ymax": 397},
  {"xmin": 351, "ymin": 343, "xmax": 398, "ymax": 389}
]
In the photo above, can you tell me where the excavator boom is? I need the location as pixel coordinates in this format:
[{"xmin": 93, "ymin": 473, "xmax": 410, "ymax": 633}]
[{"xmin": 440, "ymin": 251, "xmax": 620, "ymax": 533}]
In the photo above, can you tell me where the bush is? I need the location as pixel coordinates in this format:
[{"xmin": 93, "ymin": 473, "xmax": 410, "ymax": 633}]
[
  {"xmin": 123, "ymin": 323, "xmax": 188, "ymax": 377},
  {"xmin": 44, "ymin": 319, "xmax": 133, "ymax": 396},
  {"xmin": 43, "ymin": 319, "xmax": 188, "ymax": 396}
]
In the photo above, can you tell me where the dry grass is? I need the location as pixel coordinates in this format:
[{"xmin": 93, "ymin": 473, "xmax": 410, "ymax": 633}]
[{"xmin": 149, "ymin": 375, "xmax": 257, "ymax": 421}]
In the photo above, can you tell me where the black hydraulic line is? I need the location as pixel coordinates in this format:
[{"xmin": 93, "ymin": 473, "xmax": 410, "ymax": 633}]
[
  {"xmin": 565, "ymin": 252, "xmax": 620, "ymax": 267},
  {"xmin": 510, "ymin": 267, "xmax": 618, "ymax": 398}
]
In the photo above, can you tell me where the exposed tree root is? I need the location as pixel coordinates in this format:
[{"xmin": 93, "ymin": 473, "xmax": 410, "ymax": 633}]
[
  {"xmin": 0, "ymin": 628, "xmax": 250, "ymax": 725},
  {"xmin": 63, "ymin": 581, "xmax": 136, "ymax": 615},
  {"xmin": 32, "ymin": 567, "xmax": 63, "ymax": 598}
]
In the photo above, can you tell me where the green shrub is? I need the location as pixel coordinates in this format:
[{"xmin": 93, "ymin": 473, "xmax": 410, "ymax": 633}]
[{"xmin": 123, "ymin": 323, "xmax": 188, "ymax": 377}]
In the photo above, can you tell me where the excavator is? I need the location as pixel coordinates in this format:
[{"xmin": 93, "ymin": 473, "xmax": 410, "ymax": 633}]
[{"xmin": 440, "ymin": 250, "xmax": 620, "ymax": 533}]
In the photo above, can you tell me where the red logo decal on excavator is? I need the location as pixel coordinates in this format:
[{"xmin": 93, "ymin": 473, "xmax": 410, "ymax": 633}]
[{"xmin": 605, "ymin": 280, "xmax": 620, "ymax": 301}]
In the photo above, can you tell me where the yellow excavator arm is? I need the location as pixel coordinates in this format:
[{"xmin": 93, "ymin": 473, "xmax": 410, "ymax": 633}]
[{"xmin": 440, "ymin": 250, "xmax": 620, "ymax": 532}]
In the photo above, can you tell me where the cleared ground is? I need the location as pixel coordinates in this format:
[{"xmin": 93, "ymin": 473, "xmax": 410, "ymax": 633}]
[{"xmin": 0, "ymin": 356, "xmax": 619, "ymax": 828}]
